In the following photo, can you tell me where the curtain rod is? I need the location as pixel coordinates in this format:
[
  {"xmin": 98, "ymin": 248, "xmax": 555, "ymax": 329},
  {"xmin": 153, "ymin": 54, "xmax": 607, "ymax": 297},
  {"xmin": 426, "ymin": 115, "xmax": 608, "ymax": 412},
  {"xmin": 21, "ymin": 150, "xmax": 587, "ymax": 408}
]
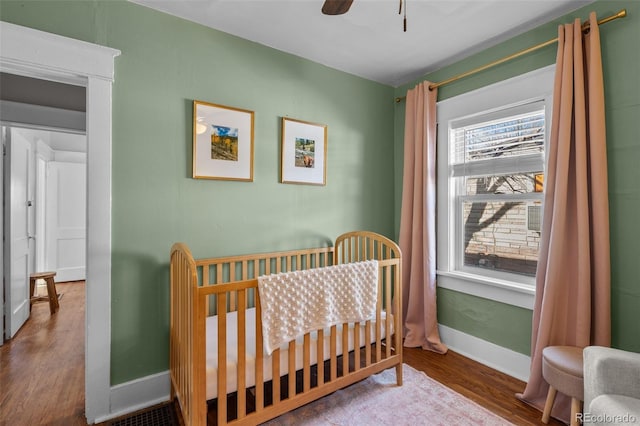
[{"xmin": 394, "ymin": 9, "xmax": 627, "ymax": 103}]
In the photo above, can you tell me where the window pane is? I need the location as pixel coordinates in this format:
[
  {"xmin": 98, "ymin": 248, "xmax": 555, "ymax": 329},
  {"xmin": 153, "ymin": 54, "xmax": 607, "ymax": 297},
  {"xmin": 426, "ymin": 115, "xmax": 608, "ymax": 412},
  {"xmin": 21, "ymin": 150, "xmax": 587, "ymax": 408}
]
[
  {"xmin": 462, "ymin": 200, "xmax": 541, "ymax": 276},
  {"xmin": 465, "ymin": 173, "xmax": 543, "ymax": 195},
  {"xmin": 453, "ymin": 110, "xmax": 544, "ymax": 164}
]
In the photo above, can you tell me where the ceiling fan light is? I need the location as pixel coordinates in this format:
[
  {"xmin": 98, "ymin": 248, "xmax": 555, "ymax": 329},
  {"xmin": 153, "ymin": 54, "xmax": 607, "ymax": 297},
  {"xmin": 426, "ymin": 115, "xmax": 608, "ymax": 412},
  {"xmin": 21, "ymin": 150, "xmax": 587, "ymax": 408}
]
[{"xmin": 196, "ymin": 121, "xmax": 208, "ymax": 135}]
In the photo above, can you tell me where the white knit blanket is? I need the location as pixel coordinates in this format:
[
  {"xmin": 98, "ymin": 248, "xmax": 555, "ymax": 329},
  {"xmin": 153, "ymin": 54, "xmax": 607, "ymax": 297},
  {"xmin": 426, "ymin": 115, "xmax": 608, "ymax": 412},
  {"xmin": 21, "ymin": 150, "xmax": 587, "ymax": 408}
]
[{"xmin": 257, "ymin": 260, "xmax": 379, "ymax": 355}]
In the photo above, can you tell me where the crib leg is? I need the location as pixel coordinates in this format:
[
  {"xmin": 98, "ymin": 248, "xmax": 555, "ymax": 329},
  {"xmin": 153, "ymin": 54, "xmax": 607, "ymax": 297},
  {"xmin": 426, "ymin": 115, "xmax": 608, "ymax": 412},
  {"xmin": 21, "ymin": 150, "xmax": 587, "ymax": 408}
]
[{"xmin": 396, "ymin": 363, "xmax": 403, "ymax": 386}]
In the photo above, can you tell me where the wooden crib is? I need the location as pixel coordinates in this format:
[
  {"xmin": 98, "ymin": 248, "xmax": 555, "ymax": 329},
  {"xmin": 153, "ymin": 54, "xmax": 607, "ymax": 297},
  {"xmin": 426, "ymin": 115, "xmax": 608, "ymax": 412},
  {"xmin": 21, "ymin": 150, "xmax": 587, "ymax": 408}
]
[{"xmin": 170, "ymin": 230, "xmax": 403, "ymax": 426}]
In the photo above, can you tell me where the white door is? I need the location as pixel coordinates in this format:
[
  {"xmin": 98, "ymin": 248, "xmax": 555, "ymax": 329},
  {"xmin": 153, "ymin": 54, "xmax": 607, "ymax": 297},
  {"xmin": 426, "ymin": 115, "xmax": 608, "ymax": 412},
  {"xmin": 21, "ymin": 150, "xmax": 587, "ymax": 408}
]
[
  {"xmin": 45, "ymin": 161, "xmax": 86, "ymax": 282},
  {"xmin": 3, "ymin": 128, "xmax": 33, "ymax": 339}
]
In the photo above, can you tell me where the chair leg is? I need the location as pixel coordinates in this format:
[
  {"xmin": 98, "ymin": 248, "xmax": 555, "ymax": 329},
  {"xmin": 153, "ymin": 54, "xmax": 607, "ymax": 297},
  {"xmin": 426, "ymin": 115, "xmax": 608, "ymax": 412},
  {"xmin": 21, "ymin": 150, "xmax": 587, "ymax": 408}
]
[
  {"xmin": 570, "ymin": 398, "xmax": 581, "ymax": 426},
  {"xmin": 542, "ymin": 385, "xmax": 557, "ymax": 424},
  {"xmin": 30, "ymin": 277, "xmax": 36, "ymax": 299},
  {"xmin": 45, "ymin": 277, "xmax": 60, "ymax": 314}
]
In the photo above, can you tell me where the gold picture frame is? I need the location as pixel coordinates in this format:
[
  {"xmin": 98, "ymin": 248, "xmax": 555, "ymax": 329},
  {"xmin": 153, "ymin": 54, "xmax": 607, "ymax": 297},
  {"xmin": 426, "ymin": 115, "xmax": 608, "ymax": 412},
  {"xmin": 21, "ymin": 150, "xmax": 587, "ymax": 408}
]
[
  {"xmin": 280, "ymin": 117, "xmax": 327, "ymax": 185},
  {"xmin": 192, "ymin": 100, "xmax": 254, "ymax": 181}
]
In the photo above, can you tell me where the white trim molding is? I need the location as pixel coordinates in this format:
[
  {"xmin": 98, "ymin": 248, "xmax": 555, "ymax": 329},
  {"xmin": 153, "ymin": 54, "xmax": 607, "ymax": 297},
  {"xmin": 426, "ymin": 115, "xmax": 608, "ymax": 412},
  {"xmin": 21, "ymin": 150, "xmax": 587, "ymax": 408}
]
[
  {"xmin": 438, "ymin": 324, "xmax": 532, "ymax": 382},
  {"xmin": 1, "ymin": 21, "xmax": 120, "ymax": 423},
  {"xmin": 0, "ymin": 100, "xmax": 86, "ymax": 132},
  {"xmin": 96, "ymin": 371, "xmax": 171, "ymax": 423},
  {"xmin": 0, "ymin": 21, "xmax": 118, "ymax": 83},
  {"xmin": 437, "ymin": 271, "xmax": 535, "ymax": 310},
  {"xmin": 435, "ymin": 65, "xmax": 555, "ymax": 309}
]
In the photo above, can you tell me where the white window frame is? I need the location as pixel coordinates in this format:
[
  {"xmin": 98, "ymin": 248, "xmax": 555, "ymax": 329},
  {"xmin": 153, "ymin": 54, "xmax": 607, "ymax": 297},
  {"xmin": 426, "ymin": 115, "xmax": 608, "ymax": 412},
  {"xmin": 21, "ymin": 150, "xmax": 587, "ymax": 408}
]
[{"xmin": 436, "ymin": 65, "xmax": 555, "ymax": 309}]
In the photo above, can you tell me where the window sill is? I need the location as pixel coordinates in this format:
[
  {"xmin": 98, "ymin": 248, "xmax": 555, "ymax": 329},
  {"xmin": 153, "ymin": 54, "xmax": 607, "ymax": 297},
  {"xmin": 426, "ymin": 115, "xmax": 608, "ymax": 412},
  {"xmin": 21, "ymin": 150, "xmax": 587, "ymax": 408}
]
[{"xmin": 436, "ymin": 270, "xmax": 535, "ymax": 310}]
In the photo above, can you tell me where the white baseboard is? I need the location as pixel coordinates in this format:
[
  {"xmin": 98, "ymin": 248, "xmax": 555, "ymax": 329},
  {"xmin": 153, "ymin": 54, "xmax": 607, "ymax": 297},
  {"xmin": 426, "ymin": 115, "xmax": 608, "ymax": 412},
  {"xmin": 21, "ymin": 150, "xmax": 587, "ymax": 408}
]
[
  {"xmin": 93, "ymin": 371, "xmax": 171, "ymax": 423},
  {"xmin": 438, "ymin": 324, "xmax": 531, "ymax": 382}
]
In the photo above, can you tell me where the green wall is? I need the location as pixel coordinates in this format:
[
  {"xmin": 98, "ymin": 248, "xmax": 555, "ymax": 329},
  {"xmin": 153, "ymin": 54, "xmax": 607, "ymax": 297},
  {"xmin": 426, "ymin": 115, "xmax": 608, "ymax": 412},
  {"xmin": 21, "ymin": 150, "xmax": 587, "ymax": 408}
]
[
  {"xmin": 394, "ymin": 0, "xmax": 640, "ymax": 355},
  {"xmin": 1, "ymin": 0, "xmax": 395, "ymax": 385},
  {"xmin": 2, "ymin": 0, "xmax": 637, "ymax": 388}
]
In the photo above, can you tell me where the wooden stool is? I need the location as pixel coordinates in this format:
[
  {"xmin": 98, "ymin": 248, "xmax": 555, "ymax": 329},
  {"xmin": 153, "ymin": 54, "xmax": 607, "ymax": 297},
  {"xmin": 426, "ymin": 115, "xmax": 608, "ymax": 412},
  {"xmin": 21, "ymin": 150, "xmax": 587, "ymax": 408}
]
[
  {"xmin": 29, "ymin": 271, "xmax": 59, "ymax": 314},
  {"xmin": 542, "ymin": 346, "xmax": 584, "ymax": 426}
]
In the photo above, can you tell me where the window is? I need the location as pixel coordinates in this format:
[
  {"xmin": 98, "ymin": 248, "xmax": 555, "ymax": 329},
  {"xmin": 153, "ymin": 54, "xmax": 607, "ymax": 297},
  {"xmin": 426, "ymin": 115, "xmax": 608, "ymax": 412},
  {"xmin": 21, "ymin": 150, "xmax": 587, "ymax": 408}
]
[
  {"xmin": 436, "ymin": 65, "xmax": 554, "ymax": 308},
  {"xmin": 451, "ymin": 103, "xmax": 545, "ymax": 278}
]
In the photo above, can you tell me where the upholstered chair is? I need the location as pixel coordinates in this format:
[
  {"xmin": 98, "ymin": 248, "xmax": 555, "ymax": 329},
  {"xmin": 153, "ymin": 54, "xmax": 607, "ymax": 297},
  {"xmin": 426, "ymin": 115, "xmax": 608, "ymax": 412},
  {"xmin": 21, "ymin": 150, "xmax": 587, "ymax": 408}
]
[{"xmin": 583, "ymin": 346, "xmax": 640, "ymax": 426}]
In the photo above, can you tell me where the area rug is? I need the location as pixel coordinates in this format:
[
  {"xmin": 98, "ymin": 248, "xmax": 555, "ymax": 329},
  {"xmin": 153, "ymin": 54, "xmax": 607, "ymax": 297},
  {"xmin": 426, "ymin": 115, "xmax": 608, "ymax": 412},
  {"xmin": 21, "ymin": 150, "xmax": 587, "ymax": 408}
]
[{"xmin": 263, "ymin": 364, "xmax": 513, "ymax": 425}]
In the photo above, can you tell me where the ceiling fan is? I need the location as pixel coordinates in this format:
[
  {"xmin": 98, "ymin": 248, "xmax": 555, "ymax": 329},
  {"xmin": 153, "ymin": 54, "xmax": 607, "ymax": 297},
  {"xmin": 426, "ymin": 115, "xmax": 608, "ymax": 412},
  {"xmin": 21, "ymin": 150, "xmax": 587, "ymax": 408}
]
[
  {"xmin": 321, "ymin": 0, "xmax": 354, "ymax": 15},
  {"xmin": 321, "ymin": 0, "xmax": 408, "ymax": 31}
]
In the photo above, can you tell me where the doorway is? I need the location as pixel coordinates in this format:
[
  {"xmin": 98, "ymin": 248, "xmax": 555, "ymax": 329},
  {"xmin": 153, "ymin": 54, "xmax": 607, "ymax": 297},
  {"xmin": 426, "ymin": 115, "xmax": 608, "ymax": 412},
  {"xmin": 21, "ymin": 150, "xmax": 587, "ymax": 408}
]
[
  {"xmin": 0, "ymin": 20, "xmax": 120, "ymax": 423},
  {"xmin": 2, "ymin": 73, "xmax": 87, "ymax": 340}
]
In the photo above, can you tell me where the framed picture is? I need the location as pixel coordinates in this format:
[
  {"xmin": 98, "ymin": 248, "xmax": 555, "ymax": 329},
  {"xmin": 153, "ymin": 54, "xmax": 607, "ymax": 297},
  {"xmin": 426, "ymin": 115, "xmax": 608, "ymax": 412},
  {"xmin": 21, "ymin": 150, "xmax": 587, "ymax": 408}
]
[
  {"xmin": 280, "ymin": 117, "xmax": 327, "ymax": 185},
  {"xmin": 192, "ymin": 100, "xmax": 254, "ymax": 181}
]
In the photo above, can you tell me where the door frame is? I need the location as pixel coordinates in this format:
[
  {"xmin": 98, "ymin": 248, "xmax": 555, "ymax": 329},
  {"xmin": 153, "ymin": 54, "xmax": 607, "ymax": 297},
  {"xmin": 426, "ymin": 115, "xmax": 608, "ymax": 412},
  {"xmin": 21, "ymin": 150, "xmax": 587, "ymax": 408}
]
[{"xmin": 0, "ymin": 21, "xmax": 120, "ymax": 423}]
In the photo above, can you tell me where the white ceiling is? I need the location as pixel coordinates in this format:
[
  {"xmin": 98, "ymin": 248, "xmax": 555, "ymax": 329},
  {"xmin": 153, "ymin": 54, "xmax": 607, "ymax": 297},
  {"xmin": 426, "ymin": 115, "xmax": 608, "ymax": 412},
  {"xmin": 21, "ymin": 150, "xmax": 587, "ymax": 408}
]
[{"xmin": 130, "ymin": 0, "xmax": 594, "ymax": 87}]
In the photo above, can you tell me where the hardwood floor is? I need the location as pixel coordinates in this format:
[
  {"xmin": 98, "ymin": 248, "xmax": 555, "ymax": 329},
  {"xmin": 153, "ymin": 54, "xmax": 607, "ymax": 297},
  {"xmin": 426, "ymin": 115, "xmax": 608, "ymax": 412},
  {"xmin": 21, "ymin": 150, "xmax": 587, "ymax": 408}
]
[
  {"xmin": 1, "ymin": 282, "xmax": 563, "ymax": 425},
  {"xmin": 403, "ymin": 346, "xmax": 564, "ymax": 426},
  {"xmin": 0, "ymin": 281, "xmax": 86, "ymax": 426}
]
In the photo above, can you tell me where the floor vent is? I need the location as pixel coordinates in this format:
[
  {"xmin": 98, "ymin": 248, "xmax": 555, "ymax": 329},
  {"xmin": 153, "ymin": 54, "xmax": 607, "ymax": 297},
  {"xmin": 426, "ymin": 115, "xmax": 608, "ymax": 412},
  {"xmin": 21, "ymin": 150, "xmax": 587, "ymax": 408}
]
[{"xmin": 109, "ymin": 403, "xmax": 178, "ymax": 426}]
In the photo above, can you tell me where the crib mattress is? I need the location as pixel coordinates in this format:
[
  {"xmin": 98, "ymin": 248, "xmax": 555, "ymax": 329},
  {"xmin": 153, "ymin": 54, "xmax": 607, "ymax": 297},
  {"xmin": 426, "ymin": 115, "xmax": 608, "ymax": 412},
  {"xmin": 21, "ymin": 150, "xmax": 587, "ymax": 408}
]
[{"xmin": 205, "ymin": 307, "xmax": 393, "ymax": 400}]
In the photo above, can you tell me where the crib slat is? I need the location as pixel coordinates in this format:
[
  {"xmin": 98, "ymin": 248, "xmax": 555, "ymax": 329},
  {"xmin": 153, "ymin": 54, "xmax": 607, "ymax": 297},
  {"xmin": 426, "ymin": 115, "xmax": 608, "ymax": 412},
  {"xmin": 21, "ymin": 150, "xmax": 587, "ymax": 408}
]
[
  {"xmin": 342, "ymin": 323, "xmax": 349, "ymax": 375},
  {"xmin": 365, "ymin": 320, "xmax": 372, "ymax": 366},
  {"xmin": 237, "ymin": 289, "xmax": 247, "ymax": 419},
  {"xmin": 369, "ymin": 239, "xmax": 375, "ymax": 260},
  {"xmin": 288, "ymin": 341, "xmax": 296, "ymax": 398},
  {"xmin": 242, "ymin": 260, "xmax": 248, "ymax": 279},
  {"xmin": 229, "ymin": 265, "xmax": 237, "ymax": 311},
  {"xmin": 303, "ymin": 333, "xmax": 311, "ymax": 392},
  {"xmin": 376, "ymin": 272, "xmax": 382, "ymax": 363},
  {"xmin": 216, "ymin": 266, "xmax": 223, "ymax": 316},
  {"xmin": 272, "ymin": 348, "xmax": 280, "ymax": 405},
  {"xmin": 330, "ymin": 325, "xmax": 337, "ymax": 381},
  {"xmin": 194, "ymin": 289, "xmax": 207, "ymax": 426},
  {"xmin": 217, "ymin": 294, "xmax": 227, "ymax": 426},
  {"xmin": 385, "ymin": 264, "xmax": 392, "ymax": 359},
  {"xmin": 242, "ymin": 261, "xmax": 249, "ymax": 307},
  {"xmin": 316, "ymin": 329, "xmax": 324, "ymax": 387},
  {"xmin": 354, "ymin": 321, "xmax": 360, "ymax": 370},
  {"xmin": 203, "ymin": 266, "xmax": 210, "ymax": 315},
  {"xmin": 255, "ymin": 297, "xmax": 264, "ymax": 411}
]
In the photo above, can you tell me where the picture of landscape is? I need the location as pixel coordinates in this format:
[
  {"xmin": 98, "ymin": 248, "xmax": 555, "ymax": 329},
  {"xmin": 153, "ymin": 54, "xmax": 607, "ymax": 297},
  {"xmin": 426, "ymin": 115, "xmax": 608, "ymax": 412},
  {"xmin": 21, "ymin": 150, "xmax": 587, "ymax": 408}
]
[
  {"xmin": 295, "ymin": 137, "xmax": 315, "ymax": 168},
  {"xmin": 211, "ymin": 125, "xmax": 239, "ymax": 161}
]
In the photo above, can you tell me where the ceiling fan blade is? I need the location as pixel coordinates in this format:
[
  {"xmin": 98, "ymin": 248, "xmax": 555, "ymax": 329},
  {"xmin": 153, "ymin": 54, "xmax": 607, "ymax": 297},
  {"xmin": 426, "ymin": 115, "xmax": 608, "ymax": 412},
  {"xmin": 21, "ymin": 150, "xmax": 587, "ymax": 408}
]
[{"xmin": 321, "ymin": 0, "xmax": 354, "ymax": 15}]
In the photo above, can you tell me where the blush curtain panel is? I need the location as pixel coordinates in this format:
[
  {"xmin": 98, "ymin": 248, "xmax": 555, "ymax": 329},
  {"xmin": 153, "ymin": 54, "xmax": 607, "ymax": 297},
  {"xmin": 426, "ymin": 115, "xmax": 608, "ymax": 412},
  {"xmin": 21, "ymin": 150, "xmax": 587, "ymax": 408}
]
[
  {"xmin": 399, "ymin": 81, "xmax": 447, "ymax": 354},
  {"xmin": 518, "ymin": 12, "xmax": 611, "ymax": 423}
]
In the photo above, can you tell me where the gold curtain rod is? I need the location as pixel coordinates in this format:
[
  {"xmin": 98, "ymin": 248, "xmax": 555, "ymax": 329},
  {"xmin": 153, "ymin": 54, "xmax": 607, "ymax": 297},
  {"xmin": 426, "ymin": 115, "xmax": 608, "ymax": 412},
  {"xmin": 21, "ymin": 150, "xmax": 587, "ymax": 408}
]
[{"xmin": 394, "ymin": 9, "xmax": 627, "ymax": 103}]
